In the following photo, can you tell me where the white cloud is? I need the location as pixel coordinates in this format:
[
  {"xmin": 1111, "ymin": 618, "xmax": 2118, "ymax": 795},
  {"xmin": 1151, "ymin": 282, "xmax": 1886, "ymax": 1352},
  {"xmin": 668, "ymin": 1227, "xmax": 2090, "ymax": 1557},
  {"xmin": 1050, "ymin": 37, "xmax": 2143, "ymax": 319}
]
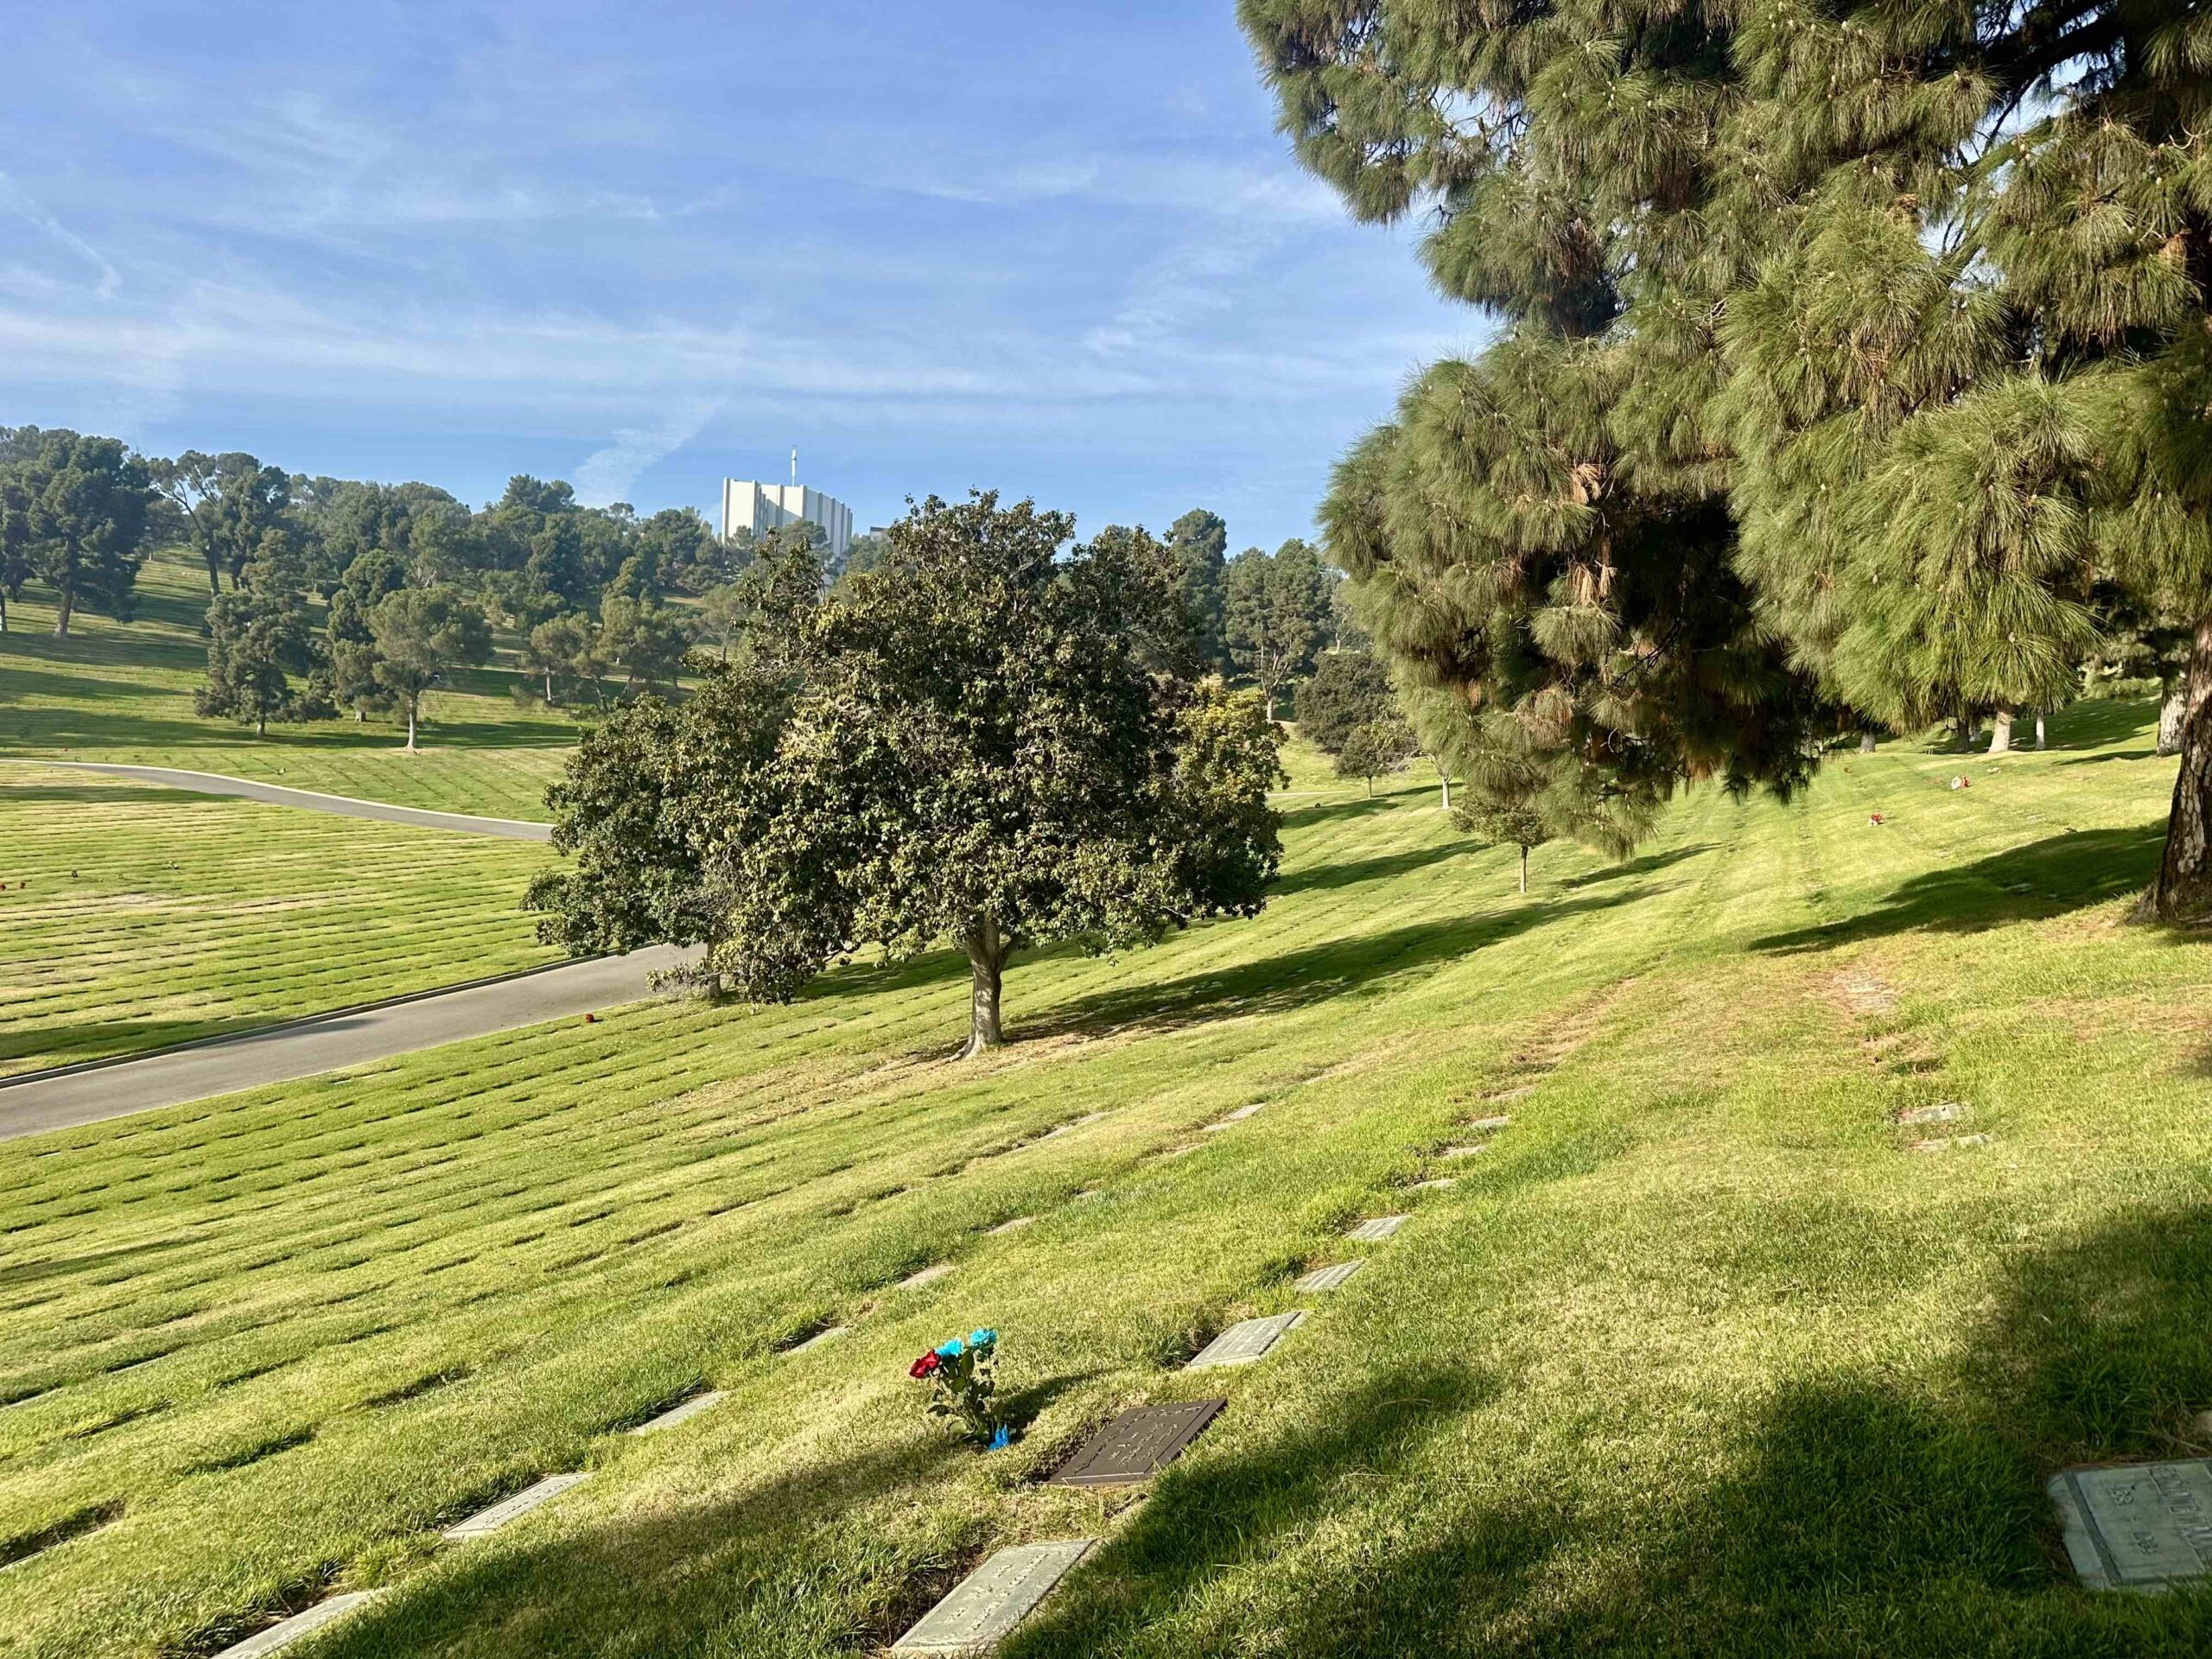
[
  {"xmin": 573, "ymin": 398, "xmax": 726, "ymax": 505},
  {"xmin": 0, "ymin": 173, "xmax": 119, "ymax": 298}
]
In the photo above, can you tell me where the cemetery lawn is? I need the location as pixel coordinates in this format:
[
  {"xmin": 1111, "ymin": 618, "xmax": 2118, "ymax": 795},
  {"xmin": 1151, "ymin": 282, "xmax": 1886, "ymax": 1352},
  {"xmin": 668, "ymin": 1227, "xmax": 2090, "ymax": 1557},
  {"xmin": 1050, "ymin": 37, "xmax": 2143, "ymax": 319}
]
[
  {"xmin": 0, "ymin": 551, "xmax": 581, "ymax": 819},
  {"xmin": 3, "ymin": 697, "xmax": 2211, "ymax": 1656},
  {"xmin": 0, "ymin": 766, "xmax": 561, "ymax": 1077}
]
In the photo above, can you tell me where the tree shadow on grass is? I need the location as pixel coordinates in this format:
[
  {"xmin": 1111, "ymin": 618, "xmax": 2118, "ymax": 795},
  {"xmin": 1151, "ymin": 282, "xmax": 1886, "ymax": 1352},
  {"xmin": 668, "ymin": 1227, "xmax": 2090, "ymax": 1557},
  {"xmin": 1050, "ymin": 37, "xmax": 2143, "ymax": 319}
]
[
  {"xmin": 1014, "ymin": 888, "xmax": 1654, "ymax": 1047},
  {"xmin": 0, "ymin": 1017, "xmax": 293, "ymax": 1070},
  {"xmin": 1281, "ymin": 796, "xmax": 1400, "ymax": 827},
  {"xmin": 1751, "ymin": 825, "xmax": 2168, "ymax": 954},
  {"xmin": 1274, "ymin": 841, "xmax": 1472, "ymax": 896},
  {"xmin": 1011, "ymin": 1205, "xmax": 2212, "ymax": 1658},
  {"xmin": 1561, "ymin": 842, "xmax": 1716, "ymax": 890}
]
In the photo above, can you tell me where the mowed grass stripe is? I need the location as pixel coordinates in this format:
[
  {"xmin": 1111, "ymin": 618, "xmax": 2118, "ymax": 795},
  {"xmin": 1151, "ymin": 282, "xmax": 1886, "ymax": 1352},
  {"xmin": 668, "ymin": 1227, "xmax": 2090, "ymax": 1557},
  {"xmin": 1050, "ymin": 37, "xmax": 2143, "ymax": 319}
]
[{"xmin": 0, "ymin": 769, "xmax": 559, "ymax": 1074}]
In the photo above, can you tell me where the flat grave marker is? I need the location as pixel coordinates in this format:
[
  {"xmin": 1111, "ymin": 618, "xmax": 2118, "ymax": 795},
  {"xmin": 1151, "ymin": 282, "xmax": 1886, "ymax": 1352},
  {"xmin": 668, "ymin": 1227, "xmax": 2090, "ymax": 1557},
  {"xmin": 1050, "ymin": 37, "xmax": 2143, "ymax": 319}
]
[
  {"xmin": 442, "ymin": 1472, "xmax": 588, "ymax": 1541},
  {"xmin": 1899, "ymin": 1102, "xmax": 1965, "ymax": 1126},
  {"xmin": 790, "ymin": 1324, "xmax": 849, "ymax": 1352},
  {"xmin": 1464, "ymin": 1114, "xmax": 1514, "ymax": 1131},
  {"xmin": 628, "ymin": 1390, "xmax": 725, "ymax": 1435},
  {"xmin": 987, "ymin": 1217, "xmax": 1034, "ymax": 1235},
  {"xmin": 1047, "ymin": 1399, "xmax": 1226, "ymax": 1488},
  {"xmin": 1439, "ymin": 1145, "xmax": 1486, "ymax": 1160},
  {"xmin": 898, "ymin": 1263, "xmax": 956, "ymax": 1291},
  {"xmin": 1411, "ymin": 1177, "xmax": 1456, "ymax": 1191},
  {"xmin": 1910, "ymin": 1133, "xmax": 1991, "ymax": 1154},
  {"xmin": 1185, "ymin": 1311, "xmax": 1304, "ymax": 1371},
  {"xmin": 892, "ymin": 1539, "xmax": 1097, "ymax": 1653},
  {"xmin": 1348, "ymin": 1215, "xmax": 1408, "ymax": 1242},
  {"xmin": 1204, "ymin": 1103, "xmax": 1264, "ymax": 1131},
  {"xmin": 1294, "ymin": 1261, "xmax": 1365, "ymax": 1293},
  {"xmin": 212, "ymin": 1592, "xmax": 383, "ymax": 1659},
  {"xmin": 2050, "ymin": 1460, "xmax": 2212, "ymax": 1592}
]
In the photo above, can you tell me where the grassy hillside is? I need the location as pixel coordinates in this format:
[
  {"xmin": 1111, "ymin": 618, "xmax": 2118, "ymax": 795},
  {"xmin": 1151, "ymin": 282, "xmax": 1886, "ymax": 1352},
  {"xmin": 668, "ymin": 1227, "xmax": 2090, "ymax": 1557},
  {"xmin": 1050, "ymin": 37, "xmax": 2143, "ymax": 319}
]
[
  {"xmin": 0, "ymin": 767, "xmax": 558, "ymax": 1077},
  {"xmin": 2, "ymin": 698, "xmax": 2206, "ymax": 1656},
  {"xmin": 0, "ymin": 553, "xmax": 580, "ymax": 818}
]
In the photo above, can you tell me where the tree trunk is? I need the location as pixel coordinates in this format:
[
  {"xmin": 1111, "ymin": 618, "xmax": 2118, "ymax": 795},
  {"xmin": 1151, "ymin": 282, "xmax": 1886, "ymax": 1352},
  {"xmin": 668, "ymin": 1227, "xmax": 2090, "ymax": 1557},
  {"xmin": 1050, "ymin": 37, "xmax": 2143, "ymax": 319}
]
[
  {"xmin": 255, "ymin": 707, "xmax": 266, "ymax": 738},
  {"xmin": 1950, "ymin": 712, "xmax": 1970, "ymax": 747},
  {"xmin": 1988, "ymin": 704, "xmax": 2014, "ymax": 754},
  {"xmin": 404, "ymin": 696, "xmax": 418, "ymax": 752},
  {"xmin": 354, "ymin": 706, "xmax": 365, "ymax": 724},
  {"xmin": 544, "ymin": 669, "xmax": 555, "ymax": 704},
  {"xmin": 53, "ymin": 582, "xmax": 72, "ymax": 638},
  {"xmin": 2035, "ymin": 711, "xmax": 2047, "ymax": 751},
  {"xmin": 1264, "ymin": 690, "xmax": 1277, "ymax": 722},
  {"xmin": 2140, "ymin": 613, "xmax": 2212, "ymax": 923},
  {"xmin": 1518, "ymin": 844, "xmax": 1529, "ymax": 895},
  {"xmin": 958, "ymin": 916, "xmax": 1008, "ymax": 1058},
  {"xmin": 1438, "ymin": 772, "xmax": 1452, "ymax": 811},
  {"xmin": 1859, "ymin": 731, "xmax": 1877, "ymax": 754},
  {"xmin": 2159, "ymin": 677, "xmax": 2189, "ymax": 756}
]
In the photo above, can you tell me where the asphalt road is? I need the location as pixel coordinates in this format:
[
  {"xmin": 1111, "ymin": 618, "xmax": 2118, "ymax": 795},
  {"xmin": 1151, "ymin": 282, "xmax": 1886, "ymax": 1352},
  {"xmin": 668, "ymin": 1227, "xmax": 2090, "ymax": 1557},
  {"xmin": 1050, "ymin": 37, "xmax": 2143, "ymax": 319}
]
[
  {"xmin": 0, "ymin": 945, "xmax": 701, "ymax": 1141},
  {"xmin": 48, "ymin": 762, "xmax": 555, "ymax": 840}
]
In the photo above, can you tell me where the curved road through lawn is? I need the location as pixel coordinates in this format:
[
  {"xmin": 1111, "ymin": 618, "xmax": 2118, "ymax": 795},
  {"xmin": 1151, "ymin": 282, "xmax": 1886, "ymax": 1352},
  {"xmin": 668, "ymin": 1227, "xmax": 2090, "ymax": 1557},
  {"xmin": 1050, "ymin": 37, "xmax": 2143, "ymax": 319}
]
[
  {"xmin": 48, "ymin": 762, "xmax": 555, "ymax": 840},
  {"xmin": 2, "ymin": 761, "xmax": 702, "ymax": 1141},
  {"xmin": 0, "ymin": 945, "xmax": 700, "ymax": 1141}
]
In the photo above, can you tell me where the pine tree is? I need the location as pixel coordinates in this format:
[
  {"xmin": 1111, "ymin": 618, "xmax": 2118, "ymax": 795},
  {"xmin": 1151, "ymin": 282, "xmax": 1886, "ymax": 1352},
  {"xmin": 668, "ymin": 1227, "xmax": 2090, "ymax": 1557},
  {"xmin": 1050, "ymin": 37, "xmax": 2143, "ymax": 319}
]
[
  {"xmin": 1224, "ymin": 539, "xmax": 1329, "ymax": 719},
  {"xmin": 1243, "ymin": 0, "xmax": 2212, "ymax": 914}
]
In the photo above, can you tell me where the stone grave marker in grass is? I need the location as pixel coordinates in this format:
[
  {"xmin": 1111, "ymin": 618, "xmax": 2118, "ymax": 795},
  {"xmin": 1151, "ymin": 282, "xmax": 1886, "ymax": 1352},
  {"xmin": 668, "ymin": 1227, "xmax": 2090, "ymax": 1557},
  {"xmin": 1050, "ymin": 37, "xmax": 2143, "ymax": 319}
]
[
  {"xmin": 1910, "ymin": 1134, "xmax": 1992, "ymax": 1153},
  {"xmin": 442, "ymin": 1472, "xmax": 589, "ymax": 1541},
  {"xmin": 1411, "ymin": 1177, "xmax": 1456, "ymax": 1191},
  {"xmin": 986, "ymin": 1217, "xmax": 1034, "ymax": 1235},
  {"xmin": 1899, "ymin": 1102, "xmax": 1966, "ymax": 1125},
  {"xmin": 892, "ymin": 1540, "xmax": 1097, "ymax": 1654},
  {"xmin": 898, "ymin": 1263, "xmax": 956, "ymax": 1291},
  {"xmin": 1203, "ymin": 1103, "xmax": 1263, "ymax": 1132},
  {"xmin": 1294, "ymin": 1261, "xmax": 1364, "ymax": 1293},
  {"xmin": 1348, "ymin": 1215, "xmax": 1408, "ymax": 1242},
  {"xmin": 1185, "ymin": 1312, "xmax": 1305, "ymax": 1371},
  {"xmin": 1464, "ymin": 1114, "xmax": 1514, "ymax": 1131},
  {"xmin": 1438, "ymin": 1145, "xmax": 1486, "ymax": 1160},
  {"xmin": 628, "ymin": 1390, "xmax": 725, "ymax": 1435},
  {"xmin": 2050, "ymin": 1461, "xmax": 2212, "ymax": 1592},
  {"xmin": 789, "ymin": 1325, "xmax": 849, "ymax": 1353},
  {"xmin": 212, "ymin": 1591, "xmax": 384, "ymax": 1659},
  {"xmin": 1047, "ymin": 1399, "xmax": 1226, "ymax": 1489}
]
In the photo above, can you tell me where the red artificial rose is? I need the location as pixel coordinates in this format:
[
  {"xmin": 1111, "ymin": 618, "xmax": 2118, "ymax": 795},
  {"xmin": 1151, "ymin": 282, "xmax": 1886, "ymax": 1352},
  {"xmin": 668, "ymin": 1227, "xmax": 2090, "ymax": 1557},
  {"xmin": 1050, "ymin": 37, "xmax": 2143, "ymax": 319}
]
[{"xmin": 910, "ymin": 1351, "xmax": 941, "ymax": 1378}]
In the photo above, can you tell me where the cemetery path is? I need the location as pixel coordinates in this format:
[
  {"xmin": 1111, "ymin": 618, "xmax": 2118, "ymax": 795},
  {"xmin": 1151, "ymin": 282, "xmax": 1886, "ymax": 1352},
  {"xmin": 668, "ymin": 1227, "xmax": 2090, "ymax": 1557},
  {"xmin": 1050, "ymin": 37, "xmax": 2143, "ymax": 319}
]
[
  {"xmin": 47, "ymin": 762, "xmax": 555, "ymax": 840},
  {"xmin": 0, "ymin": 944, "xmax": 699, "ymax": 1140}
]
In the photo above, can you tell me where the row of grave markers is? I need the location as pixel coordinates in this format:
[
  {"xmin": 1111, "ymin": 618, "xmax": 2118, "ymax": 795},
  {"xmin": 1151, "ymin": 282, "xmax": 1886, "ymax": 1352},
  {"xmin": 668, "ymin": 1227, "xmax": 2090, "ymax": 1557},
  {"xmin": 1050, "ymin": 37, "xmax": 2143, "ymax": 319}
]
[
  {"xmin": 213, "ymin": 1073, "xmax": 2187, "ymax": 1656},
  {"xmin": 212, "ymin": 1391, "xmax": 732, "ymax": 1656},
  {"xmin": 884, "ymin": 1104, "xmax": 1512, "ymax": 1654}
]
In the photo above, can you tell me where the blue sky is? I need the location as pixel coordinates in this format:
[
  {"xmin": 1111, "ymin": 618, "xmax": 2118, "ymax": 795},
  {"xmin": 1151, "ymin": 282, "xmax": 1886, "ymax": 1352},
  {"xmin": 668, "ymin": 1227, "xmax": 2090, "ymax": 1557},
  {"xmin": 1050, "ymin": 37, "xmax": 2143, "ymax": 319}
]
[{"xmin": 0, "ymin": 3, "xmax": 1482, "ymax": 551}]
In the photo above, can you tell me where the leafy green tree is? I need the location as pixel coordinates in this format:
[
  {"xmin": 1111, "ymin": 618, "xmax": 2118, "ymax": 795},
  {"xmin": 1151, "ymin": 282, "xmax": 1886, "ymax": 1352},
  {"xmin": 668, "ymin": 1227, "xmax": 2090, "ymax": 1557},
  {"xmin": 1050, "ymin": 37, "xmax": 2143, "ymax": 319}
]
[
  {"xmin": 0, "ymin": 469, "xmax": 29, "ymax": 634},
  {"xmin": 367, "ymin": 586, "xmax": 493, "ymax": 750},
  {"xmin": 0, "ymin": 427, "xmax": 153, "ymax": 636},
  {"xmin": 1298, "ymin": 649, "xmax": 1397, "ymax": 756},
  {"xmin": 598, "ymin": 594, "xmax": 692, "ymax": 696},
  {"xmin": 196, "ymin": 545, "xmax": 322, "ymax": 736},
  {"xmin": 638, "ymin": 506, "xmax": 723, "ymax": 594},
  {"xmin": 533, "ymin": 493, "xmax": 1286, "ymax": 1057},
  {"xmin": 1335, "ymin": 711, "xmax": 1417, "ymax": 797},
  {"xmin": 154, "ymin": 451, "xmax": 290, "ymax": 594},
  {"xmin": 521, "ymin": 612, "xmax": 609, "ymax": 708},
  {"xmin": 1224, "ymin": 537, "xmax": 1329, "ymax": 719},
  {"xmin": 1462, "ymin": 798, "xmax": 1554, "ymax": 897},
  {"xmin": 1166, "ymin": 508, "xmax": 1230, "ymax": 669}
]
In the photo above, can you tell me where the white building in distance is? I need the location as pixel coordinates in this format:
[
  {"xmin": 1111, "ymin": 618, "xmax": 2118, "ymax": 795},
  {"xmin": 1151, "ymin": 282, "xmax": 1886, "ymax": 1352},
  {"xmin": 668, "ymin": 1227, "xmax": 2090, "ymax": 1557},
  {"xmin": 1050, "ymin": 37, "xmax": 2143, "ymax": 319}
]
[{"xmin": 720, "ymin": 478, "xmax": 854, "ymax": 558}]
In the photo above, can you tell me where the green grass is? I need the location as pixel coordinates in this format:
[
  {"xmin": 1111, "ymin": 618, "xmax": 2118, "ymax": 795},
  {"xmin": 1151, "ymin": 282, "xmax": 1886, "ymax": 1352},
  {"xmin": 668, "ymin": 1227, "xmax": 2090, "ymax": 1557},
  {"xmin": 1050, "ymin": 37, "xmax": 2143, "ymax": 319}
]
[
  {"xmin": 0, "ymin": 766, "xmax": 559, "ymax": 1077},
  {"xmin": 3, "ymin": 696, "xmax": 2209, "ymax": 1656},
  {"xmin": 0, "ymin": 554, "xmax": 585, "ymax": 819}
]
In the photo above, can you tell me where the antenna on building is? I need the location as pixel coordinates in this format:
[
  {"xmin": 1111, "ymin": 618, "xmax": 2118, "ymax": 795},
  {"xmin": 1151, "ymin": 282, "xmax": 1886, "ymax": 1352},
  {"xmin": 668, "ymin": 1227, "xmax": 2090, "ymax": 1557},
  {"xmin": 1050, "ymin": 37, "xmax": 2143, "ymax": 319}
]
[{"xmin": 791, "ymin": 448, "xmax": 798, "ymax": 487}]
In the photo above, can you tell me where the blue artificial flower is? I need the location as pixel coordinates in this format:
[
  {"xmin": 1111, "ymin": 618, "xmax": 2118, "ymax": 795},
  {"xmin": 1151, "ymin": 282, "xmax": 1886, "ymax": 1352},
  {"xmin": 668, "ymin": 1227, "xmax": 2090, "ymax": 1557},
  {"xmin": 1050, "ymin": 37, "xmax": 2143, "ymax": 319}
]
[
  {"xmin": 936, "ymin": 1337, "xmax": 964, "ymax": 1359},
  {"xmin": 969, "ymin": 1328, "xmax": 997, "ymax": 1349},
  {"xmin": 989, "ymin": 1425, "xmax": 1011, "ymax": 1450}
]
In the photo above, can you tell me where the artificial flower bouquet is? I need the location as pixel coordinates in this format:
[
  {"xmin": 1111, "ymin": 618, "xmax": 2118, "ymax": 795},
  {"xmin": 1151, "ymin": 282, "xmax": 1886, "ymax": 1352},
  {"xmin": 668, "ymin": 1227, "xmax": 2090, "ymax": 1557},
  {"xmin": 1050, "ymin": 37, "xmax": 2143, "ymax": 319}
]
[{"xmin": 909, "ymin": 1328, "xmax": 1006, "ymax": 1448}]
